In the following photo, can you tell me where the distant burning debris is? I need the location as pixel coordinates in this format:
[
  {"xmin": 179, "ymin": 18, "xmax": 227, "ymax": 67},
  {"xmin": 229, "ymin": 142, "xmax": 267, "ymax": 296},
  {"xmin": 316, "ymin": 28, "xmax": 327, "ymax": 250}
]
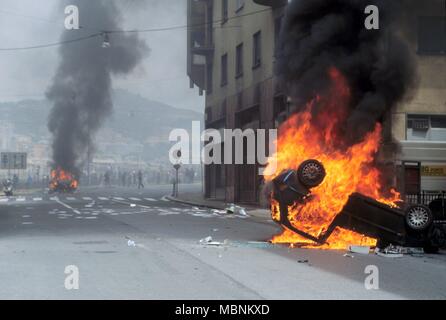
[
  {"xmin": 49, "ymin": 168, "xmax": 79, "ymax": 193},
  {"xmin": 46, "ymin": 0, "xmax": 148, "ymax": 177}
]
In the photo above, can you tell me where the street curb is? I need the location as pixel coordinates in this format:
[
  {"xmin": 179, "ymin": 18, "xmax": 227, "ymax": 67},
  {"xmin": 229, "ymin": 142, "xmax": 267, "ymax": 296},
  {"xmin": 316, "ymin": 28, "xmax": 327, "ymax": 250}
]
[
  {"xmin": 166, "ymin": 195, "xmax": 272, "ymax": 221},
  {"xmin": 165, "ymin": 195, "xmax": 226, "ymax": 210}
]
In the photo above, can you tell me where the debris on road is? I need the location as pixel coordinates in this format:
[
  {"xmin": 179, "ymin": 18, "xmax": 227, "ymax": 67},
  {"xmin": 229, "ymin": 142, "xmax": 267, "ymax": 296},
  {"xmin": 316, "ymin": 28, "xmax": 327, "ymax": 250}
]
[
  {"xmin": 298, "ymin": 259, "xmax": 309, "ymax": 264},
  {"xmin": 225, "ymin": 204, "xmax": 248, "ymax": 216},
  {"xmin": 199, "ymin": 236, "xmax": 213, "ymax": 244},
  {"xmin": 348, "ymin": 245, "xmax": 371, "ymax": 255},
  {"xmin": 127, "ymin": 240, "xmax": 136, "ymax": 247},
  {"xmin": 198, "ymin": 236, "xmax": 224, "ymax": 246},
  {"xmin": 343, "ymin": 253, "xmax": 354, "ymax": 258},
  {"xmin": 375, "ymin": 245, "xmax": 404, "ymax": 258},
  {"xmin": 130, "ymin": 204, "xmax": 136, "ymax": 208}
]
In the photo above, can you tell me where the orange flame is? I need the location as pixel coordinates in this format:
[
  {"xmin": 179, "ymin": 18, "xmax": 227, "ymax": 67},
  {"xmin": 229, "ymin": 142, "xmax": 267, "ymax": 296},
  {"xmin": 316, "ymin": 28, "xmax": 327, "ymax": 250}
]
[
  {"xmin": 265, "ymin": 68, "xmax": 400, "ymax": 249},
  {"xmin": 50, "ymin": 168, "xmax": 78, "ymax": 191}
]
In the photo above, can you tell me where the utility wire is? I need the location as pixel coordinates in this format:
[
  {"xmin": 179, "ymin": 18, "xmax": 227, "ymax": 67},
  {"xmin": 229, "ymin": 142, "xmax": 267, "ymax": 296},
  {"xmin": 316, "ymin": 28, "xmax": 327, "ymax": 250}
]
[
  {"xmin": 0, "ymin": 6, "xmax": 277, "ymax": 51},
  {"xmin": 0, "ymin": 33, "xmax": 101, "ymax": 51}
]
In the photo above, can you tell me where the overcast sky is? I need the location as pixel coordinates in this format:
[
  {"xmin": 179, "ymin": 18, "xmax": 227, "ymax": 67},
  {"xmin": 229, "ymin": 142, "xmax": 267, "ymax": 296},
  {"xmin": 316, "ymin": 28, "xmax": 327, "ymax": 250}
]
[{"xmin": 0, "ymin": 0, "xmax": 204, "ymax": 112}]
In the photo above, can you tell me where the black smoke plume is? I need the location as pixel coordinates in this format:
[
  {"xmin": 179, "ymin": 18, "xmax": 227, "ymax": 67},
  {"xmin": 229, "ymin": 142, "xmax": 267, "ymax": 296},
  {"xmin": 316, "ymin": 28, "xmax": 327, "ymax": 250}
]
[
  {"xmin": 277, "ymin": 0, "xmax": 417, "ymax": 146},
  {"xmin": 47, "ymin": 0, "xmax": 148, "ymax": 176}
]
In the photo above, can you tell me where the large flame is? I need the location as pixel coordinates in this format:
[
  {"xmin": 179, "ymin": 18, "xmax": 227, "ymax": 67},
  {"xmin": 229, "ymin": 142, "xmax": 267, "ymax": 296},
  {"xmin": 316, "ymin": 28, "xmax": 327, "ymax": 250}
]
[
  {"xmin": 265, "ymin": 68, "xmax": 400, "ymax": 249},
  {"xmin": 50, "ymin": 168, "xmax": 79, "ymax": 191}
]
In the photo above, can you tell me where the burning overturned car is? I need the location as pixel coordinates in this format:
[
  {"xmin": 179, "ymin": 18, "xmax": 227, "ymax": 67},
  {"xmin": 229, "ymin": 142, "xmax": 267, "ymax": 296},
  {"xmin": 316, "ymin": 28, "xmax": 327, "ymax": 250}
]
[
  {"xmin": 49, "ymin": 168, "xmax": 79, "ymax": 193},
  {"xmin": 271, "ymin": 160, "xmax": 446, "ymax": 253}
]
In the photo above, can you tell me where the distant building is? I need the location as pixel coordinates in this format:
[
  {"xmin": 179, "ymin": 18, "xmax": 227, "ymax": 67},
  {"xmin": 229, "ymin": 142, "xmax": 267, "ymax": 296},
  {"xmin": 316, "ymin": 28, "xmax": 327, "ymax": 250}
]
[{"xmin": 187, "ymin": 0, "xmax": 446, "ymax": 203}]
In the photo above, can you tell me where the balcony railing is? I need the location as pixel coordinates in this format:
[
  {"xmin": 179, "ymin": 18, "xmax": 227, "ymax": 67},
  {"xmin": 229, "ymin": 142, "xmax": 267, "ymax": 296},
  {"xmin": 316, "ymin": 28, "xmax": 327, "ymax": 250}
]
[{"xmin": 253, "ymin": 0, "xmax": 288, "ymax": 9}]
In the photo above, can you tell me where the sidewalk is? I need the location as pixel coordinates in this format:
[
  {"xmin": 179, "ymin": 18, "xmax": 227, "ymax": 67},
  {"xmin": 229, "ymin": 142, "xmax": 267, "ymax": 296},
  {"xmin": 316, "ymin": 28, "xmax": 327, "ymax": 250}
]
[{"xmin": 166, "ymin": 192, "xmax": 271, "ymax": 220}]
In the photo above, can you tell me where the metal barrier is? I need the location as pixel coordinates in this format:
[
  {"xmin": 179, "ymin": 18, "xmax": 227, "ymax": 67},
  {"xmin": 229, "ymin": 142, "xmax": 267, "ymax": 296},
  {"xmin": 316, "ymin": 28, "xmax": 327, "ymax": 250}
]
[{"xmin": 406, "ymin": 191, "xmax": 446, "ymax": 218}]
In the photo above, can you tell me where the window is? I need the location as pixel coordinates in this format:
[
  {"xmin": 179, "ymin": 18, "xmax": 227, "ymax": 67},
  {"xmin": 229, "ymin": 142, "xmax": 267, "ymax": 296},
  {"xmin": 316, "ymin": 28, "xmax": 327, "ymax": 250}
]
[
  {"xmin": 235, "ymin": 0, "xmax": 245, "ymax": 13},
  {"xmin": 222, "ymin": 0, "xmax": 228, "ymax": 24},
  {"xmin": 221, "ymin": 53, "xmax": 228, "ymax": 86},
  {"xmin": 221, "ymin": 100, "xmax": 227, "ymax": 119},
  {"xmin": 253, "ymin": 31, "xmax": 262, "ymax": 68},
  {"xmin": 237, "ymin": 92, "xmax": 243, "ymax": 110},
  {"xmin": 206, "ymin": 64, "xmax": 213, "ymax": 95},
  {"xmin": 205, "ymin": 107, "xmax": 212, "ymax": 123},
  {"xmin": 418, "ymin": 16, "xmax": 446, "ymax": 55},
  {"xmin": 407, "ymin": 115, "xmax": 446, "ymax": 141},
  {"xmin": 236, "ymin": 43, "xmax": 244, "ymax": 78},
  {"xmin": 431, "ymin": 115, "xmax": 446, "ymax": 129}
]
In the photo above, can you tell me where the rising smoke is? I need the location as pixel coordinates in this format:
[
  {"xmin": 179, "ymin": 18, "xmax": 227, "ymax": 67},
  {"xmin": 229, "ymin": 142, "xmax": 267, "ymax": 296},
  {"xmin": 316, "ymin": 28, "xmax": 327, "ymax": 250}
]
[
  {"xmin": 276, "ymin": 0, "xmax": 417, "ymax": 147},
  {"xmin": 47, "ymin": 0, "xmax": 148, "ymax": 176}
]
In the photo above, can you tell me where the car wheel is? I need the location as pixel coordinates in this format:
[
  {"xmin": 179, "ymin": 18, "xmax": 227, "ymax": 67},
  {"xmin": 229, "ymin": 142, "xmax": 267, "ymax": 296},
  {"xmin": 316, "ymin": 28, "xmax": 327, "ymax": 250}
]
[
  {"xmin": 405, "ymin": 205, "xmax": 433, "ymax": 232},
  {"xmin": 297, "ymin": 160, "xmax": 326, "ymax": 188}
]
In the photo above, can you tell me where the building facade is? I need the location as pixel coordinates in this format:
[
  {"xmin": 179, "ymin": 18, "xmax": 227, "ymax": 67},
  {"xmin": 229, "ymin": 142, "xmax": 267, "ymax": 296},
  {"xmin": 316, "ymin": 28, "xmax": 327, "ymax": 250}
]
[
  {"xmin": 391, "ymin": 0, "xmax": 446, "ymax": 197},
  {"xmin": 187, "ymin": 0, "xmax": 446, "ymax": 203}
]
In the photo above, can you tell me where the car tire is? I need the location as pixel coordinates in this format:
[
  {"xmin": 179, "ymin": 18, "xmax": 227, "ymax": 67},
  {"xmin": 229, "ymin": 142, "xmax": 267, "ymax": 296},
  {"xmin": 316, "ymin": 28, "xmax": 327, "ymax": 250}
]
[
  {"xmin": 405, "ymin": 205, "xmax": 434, "ymax": 232},
  {"xmin": 297, "ymin": 160, "xmax": 326, "ymax": 188}
]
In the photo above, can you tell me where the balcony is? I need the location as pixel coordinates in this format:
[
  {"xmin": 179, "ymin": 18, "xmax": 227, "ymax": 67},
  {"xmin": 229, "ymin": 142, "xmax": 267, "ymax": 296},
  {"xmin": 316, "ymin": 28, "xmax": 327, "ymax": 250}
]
[
  {"xmin": 187, "ymin": 0, "xmax": 214, "ymax": 93},
  {"xmin": 253, "ymin": 0, "xmax": 288, "ymax": 9}
]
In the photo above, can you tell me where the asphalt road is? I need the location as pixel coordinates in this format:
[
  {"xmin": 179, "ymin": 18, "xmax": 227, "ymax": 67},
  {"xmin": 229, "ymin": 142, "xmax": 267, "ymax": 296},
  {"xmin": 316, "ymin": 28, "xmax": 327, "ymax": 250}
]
[{"xmin": 0, "ymin": 183, "xmax": 445, "ymax": 300}]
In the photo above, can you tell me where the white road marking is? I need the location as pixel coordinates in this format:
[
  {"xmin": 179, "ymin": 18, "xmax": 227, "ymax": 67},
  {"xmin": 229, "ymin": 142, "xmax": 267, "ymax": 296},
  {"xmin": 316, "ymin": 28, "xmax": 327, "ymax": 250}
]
[
  {"xmin": 66, "ymin": 197, "xmax": 76, "ymax": 201},
  {"xmin": 114, "ymin": 197, "xmax": 125, "ymax": 201},
  {"xmin": 16, "ymin": 197, "xmax": 26, "ymax": 202},
  {"xmin": 22, "ymin": 222, "xmax": 33, "ymax": 225},
  {"xmin": 83, "ymin": 197, "xmax": 93, "ymax": 201},
  {"xmin": 50, "ymin": 196, "xmax": 59, "ymax": 201},
  {"xmin": 144, "ymin": 198, "xmax": 156, "ymax": 202},
  {"xmin": 55, "ymin": 199, "xmax": 81, "ymax": 215},
  {"xmin": 33, "ymin": 197, "xmax": 42, "ymax": 201},
  {"xmin": 129, "ymin": 197, "xmax": 141, "ymax": 201},
  {"xmin": 161, "ymin": 196, "xmax": 170, "ymax": 202},
  {"xmin": 98, "ymin": 197, "xmax": 109, "ymax": 201},
  {"xmin": 0, "ymin": 198, "xmax": 8, "ymax": 202}
]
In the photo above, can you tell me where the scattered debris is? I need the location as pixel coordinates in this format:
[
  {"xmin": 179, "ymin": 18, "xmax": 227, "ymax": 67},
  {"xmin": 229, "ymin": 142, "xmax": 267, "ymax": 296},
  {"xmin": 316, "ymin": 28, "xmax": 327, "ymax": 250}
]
[
  {"xmin": 199, "ymin": 236, "xmax": 213, "ymax": 244},
  {"xmin": 375, "ymin": 245, "xmax": 404, "ymax": 258},
  {"xmin": 127, "ymin": 240, "xmax": 136, "ymax": 247},
  {"xmin": 212, "ymin": 209, "xmax": 227, "ymax": 215},
  {"xmin": 348, "ymin": 245, "xmax": 371, "ymax": 255},
  {"xmin": 199, "ymin": 236, "xmax": 224, "ymax": 246},
  {"xmin": 298, "ymin": 259, "xmax": 309, "ymax": 264},
  {"xmin": 225, "ymin": 204, "xmax": 248, "ymax": 216},
  {"xmin": 343, "ymin": 253, "xmax": 354, "ymax": 258},
  {"xmin": 130, "ymin": 204, "xmax": 136, "ymax": 208}
]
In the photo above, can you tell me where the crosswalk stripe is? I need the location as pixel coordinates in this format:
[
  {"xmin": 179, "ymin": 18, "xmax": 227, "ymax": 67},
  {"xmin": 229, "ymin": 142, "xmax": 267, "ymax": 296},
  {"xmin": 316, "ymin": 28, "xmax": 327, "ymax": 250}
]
[
  {"xmin": 50, "ymin": 196, "xmax": 59, "ymax": 201},
  {"xmin": 0, "ymin": 198, "xmax": 8, "ymax": 202},
  {"xmin": 161, "ymin": 197, "xmax": 170, "ymax": 202},
  {"xmin": 66, "ymin": 197, "xmax": 76, "ymax": 201},
  {"xmin": 144, "ymin": 198, "xmax": 156, "ymax": 202},
  {"xmin": 114, "ymin": 197, "xmax": 125, "ymax": 201},
  {"xmin": 33, "ymin": 197, "xmax": 42, "ymax": 201},
  {"xmin": 83, "ymin": 197, "xmax": 93, "ymax": 201},
  {"xmin": 129, "ymin": 197, "xmax": 141, "ymax": 201},
  {"xmin": 16, "ymin": 197, "xmax": 26, "ymax": 202},
  {"xmin": 98, "ymin": 197, "xmax": 109, "ymax": 200}
]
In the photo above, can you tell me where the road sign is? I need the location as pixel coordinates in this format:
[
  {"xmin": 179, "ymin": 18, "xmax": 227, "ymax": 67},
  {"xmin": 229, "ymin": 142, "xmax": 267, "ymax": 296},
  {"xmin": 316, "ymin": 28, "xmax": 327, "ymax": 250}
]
[{"xmin": 0, "ymin": 152, "xmax": 27, "ymax": 170}]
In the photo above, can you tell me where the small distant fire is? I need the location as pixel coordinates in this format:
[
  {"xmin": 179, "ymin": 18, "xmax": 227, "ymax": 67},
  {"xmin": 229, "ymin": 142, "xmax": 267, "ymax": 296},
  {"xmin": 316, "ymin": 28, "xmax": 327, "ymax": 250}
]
[
  {"xmin": 49, "ymin": 168, "xmax": 78, "ymax": 193},
  {"xmin": 264, "ymin": 68, "xmax": 400, "ymax": 250}
]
